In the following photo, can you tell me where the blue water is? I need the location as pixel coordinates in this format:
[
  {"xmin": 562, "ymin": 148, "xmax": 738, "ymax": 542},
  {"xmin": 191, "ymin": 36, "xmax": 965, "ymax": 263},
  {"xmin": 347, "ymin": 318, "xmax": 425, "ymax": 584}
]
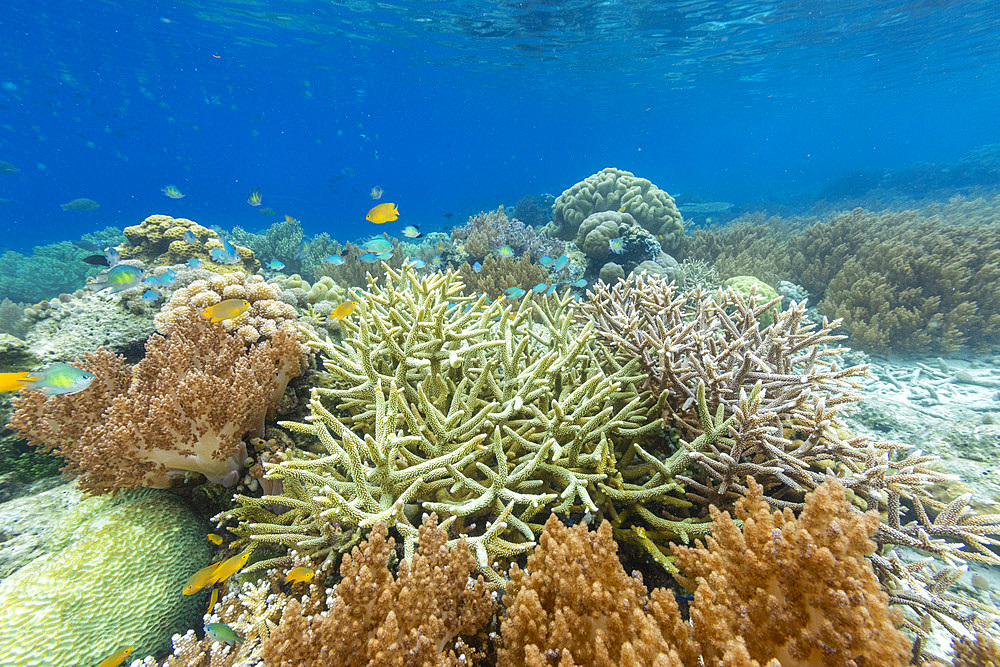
[{"xmin": 1, "ymin": 0, "xmax": 998, "ymax": 250}]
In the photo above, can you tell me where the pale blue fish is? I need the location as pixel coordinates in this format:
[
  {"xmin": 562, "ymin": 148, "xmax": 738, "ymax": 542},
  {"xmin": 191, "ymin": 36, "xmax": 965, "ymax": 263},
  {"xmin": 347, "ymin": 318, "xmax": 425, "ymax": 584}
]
[
  {"xmin": 95, "ymin": 264, "xmax": 144, "ymax": 293},
  {"xmin": 546, "ymin": 284, "xmax": 557, "ymax": 295},
  {"xmin": 184, "ymin": 230, "xmax": 197, "ymax": 244},
  {"xmin": 20, "ymin": 363, "xmax": 94, "ymax": 396},
  {"xmin": 401, "ymin": 225, "xmax": 422, "ymax": 239},
  {"xmin": 553, "ymin": 255, "xmax": 569, "ymax": 271},
  {"xmin": 572, "ymin": 278, "xmax": 587, "ymax": 288},
  {"xmin": 473, "ymin": 261, "xmax": 482, "ymax": 273},
  {"xmin": 324, "ymin": 255, "xmax": 345, "ymax": 265},
  {"xmin": 187, "ymin": 258, "xmax": 202, "ymax": 269},
  {"xmin": 496, "ymin": 245, "xmax": 514, "ymax": 258},
  {"xmin": 104, "ymin": 246, "xmax": 120, "ymax": 267},
  {"xmin": 539, "ymin": 256, "xmax": 554, "ymax": 267},
  {"xmin": 222, "ymin": 237, "xmax": 237, "ymax": 257},
  {"xmin": 266, "ymin": 260, "xmax": 285, "ymax": 270},
  {"xmin": 505, "ymin": 287, "xmax": 526, "ymax": 298},
  {"xmin": 205, "ymin": 623, "xmax": 244, "ymax": 646},
  {"xmin": 608, "ymin": 238, "xmax": 624, "ymax": 254},
  {"xmin": 210, "ymin": 247, "xmax": 240, "ymax": 265},
  {"xmin": 142, "ymin": 290, "xmax": 161, "ymax": 302},
  {"xmin": 431, "ymin": 255, "xmax": 442, "ymax": 267},
  {"xmin": 531, "ymin": 283, "xmax": 547, "ymax": 294},
  {"xmin": 362, "ymin": 237, "xmax": 393, "ymax": 254},
  {"xmin": 359, "ymin": 253, "xmax": 379, "ymax": 263},
  {"xmin": 376, "ymin": 251, "xmax": 393, "ymax": 261},
  {"xmin": 409, "ymin": 258, "xmax": 426, "ymax": 269}
]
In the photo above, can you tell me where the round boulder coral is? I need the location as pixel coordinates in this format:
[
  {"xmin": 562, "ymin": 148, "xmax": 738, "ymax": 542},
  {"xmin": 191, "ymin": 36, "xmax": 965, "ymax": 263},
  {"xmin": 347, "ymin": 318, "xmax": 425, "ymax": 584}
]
[
  {"xmin": 0, "ymin": 490, "xmax": 212, "ymax": 667},
  {"xmin": 550, "ymin": 168, "xmax": 684, "ymax": 248},
  {"xmin": 723, "ymin": 275, "xmax": 782, "ymax": 327},
  {"xmin": 121, "ymin": 214, "xmax": 259, "ymax": 273}
]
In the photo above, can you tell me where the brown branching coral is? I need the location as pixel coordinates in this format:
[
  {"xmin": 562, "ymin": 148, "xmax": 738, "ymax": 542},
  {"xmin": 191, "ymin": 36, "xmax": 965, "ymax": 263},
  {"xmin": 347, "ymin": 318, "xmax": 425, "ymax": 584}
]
[
  {"xmin": 9, "ymin": 312, "xmax": 304, "ymax": 493},
  {"xmin": 259, "ymin": 515, "xmax": 495, "ymax": 667},
  {"xmin": 456, "ymin": 254, "xmax": 549, "ymax": 299},
  {"xmin": 312, "ymin": 239, "xmax": 407, "ymax": 289},
  {"xmin": 451, "ymin": 205, "xmax": 565, "ymax": 261}
]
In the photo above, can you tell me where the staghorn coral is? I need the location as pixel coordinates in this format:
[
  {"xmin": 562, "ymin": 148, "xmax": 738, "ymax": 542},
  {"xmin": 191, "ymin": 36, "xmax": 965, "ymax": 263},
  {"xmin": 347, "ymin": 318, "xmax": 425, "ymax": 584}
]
[
  {"xmin": 312, "ymin": 239, "xmax": 408, "ymax": 289},
  {"xmin": 9, "ymin": 312, "xmax": 304, "ymax": 494},
  {"xmin": 155, "ymin": 271, "xmax": 302, "ymax": 346},
  {"xmin": 451, "ymin": 205, "xmax": 565, "ymax": 261},
  {"xmin": 224, "ymin": 265, "xmax": 660, "ymax": 583},
  {"xmin": 549, "ymin": 168, "xmax": 684, "ymax": 249},
  {"xmin": 259, "ymin": 515, "xmax": 494, "ymax": 667},
  {"xmin": 121, "ymin": 214, "xmax": 259, "ymax": 273},
  {"xmin": 456, "ymin": 254, "xmax": 550, "ymax": 300}
]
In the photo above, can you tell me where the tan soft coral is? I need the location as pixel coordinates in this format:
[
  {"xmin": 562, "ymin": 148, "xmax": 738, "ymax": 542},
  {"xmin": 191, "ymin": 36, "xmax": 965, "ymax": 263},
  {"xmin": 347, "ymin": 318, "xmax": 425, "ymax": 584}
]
[
  {"xmin": 260, "ymin": 515, "xmax": 494, "ymax": 667},
  {"xmin": 9, "ymin": 312, "xmax": 304, "ymax": 493}
]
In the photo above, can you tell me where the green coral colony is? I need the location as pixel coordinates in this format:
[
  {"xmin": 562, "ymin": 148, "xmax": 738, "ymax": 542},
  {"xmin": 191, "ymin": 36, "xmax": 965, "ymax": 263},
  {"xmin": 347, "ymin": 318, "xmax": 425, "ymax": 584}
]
[{"xmin": 0, "ymin": 168, "xmax": 998, "ymax": 665}]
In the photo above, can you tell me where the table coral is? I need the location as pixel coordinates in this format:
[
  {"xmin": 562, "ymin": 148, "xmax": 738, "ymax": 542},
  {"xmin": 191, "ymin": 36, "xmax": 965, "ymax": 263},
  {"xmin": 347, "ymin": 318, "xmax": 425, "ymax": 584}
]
[
  {"xmin": 225, "ymin": 264, "xmax": 660, "ymax": 583},
  {"xmin": 121, "ymin": 214, "xmax": 259, "ymax": 273},
  {"xmin": 9, "ymin": 311, "xmax": 304, "ymax": 493},
  {"xmin": 549, "ymin": 167, "xmax": 684, "ymax": 249},
  {"xmin": 155, "ymin": 271, "xmax": 302, "ymax": 345}
]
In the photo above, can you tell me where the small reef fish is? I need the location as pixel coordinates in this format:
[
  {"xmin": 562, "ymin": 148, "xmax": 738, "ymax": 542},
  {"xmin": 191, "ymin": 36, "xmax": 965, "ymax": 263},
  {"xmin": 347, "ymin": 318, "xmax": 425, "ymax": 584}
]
[
  {"xmin": 370, "ymin": 185, "xmax": 384, "ymax": 200},
  {"xmin": 472, "ymin": 261, "xmax": 482, "ymax": 273},
  {"xmin": 184, "ymin": 230, "xmax": 197, "ymax": 244},
  {"xmin": 141, "ymin": 290, "xmax": 160, "ymax": 302},
  {"xmin": 409, "ymin": 258, "xmax": 426, "ymax": 269},
  {"xmin": 187, "ymin": 258, "xmax": 202, "ymax": 269},
  {"xmin": 553, "ymin": 255, "xmax": 569, "ymax": 271},
  {"xmin": 496, "ymin": 245, "xmax": 514, "ymax": 258},
  {"xmin": 20, "ymin": 363, "xmax": 95, "ymax": 396},
  {"xmin": 359, "ymin": 253, "xmax": 378, "ymax": 263},
  {"xmin": 618, "ymin": 205, "xmax": 627, "ymax": 213},
  {"xmin": 259, "ymin": 207, "xmax": 277, "ymax": 216},
  {"xmin": 205, "ymin": 623, "xmax": 244, "ymax": 646},
  {"xmin": 247, "ymin": 188, "xmax": 262, "ymax": 206},
  {"xmin": 284, "ymin": 566, "xmax": 315, "ymax": 584},
  {"xmin": 531, "ymin": 283, "xmax": 548, "ymax": 294},
  {"xmin": 266, "ymin": 260, "xmax": 285, "ymax": 270},
  {"xmin": 366, "ymin": 202, "xmax": 398, "ymax": 224},
  {"xmin": 284, "ymin": 214, "xmax": 296, "ymax": 223},
  {"xmin": 202, "ymin": 299, "xmax": 250, "ymax": 323},
  {"xmin": 0, "ymin": 160, "xmax": 19, "ymax": 174},
  {"xmin": 95, "ymin": 265, "xmax": 144, "ymax": 293},
  {"xmin": 331, "ymin": 301, "xmax": 357, "ymax": 321},
  {"xmin": 210, "ymin": 551, "xmax": 251, "ymax": 584},
  {"xmin": 505, "ymin": 287, "xmax": 526, "ymax": 298},
  {"xmin": 82, "ymin": 254, "xmax": 109, "ymax": 267},
  {"xmin": 431, "ymin": 255, "xmax": 442, "ymax": 267},
  {"xmin": 324, "ymin": 254, "xmax": 345, "ymax": 265},
  {"xmin": 608, "ymin": 238, "xmax": 624, "ymax": 254},
  {"xmin": 546, "ymin": 284, "xmax": 557, "ymax": 295},
  {"xmin": 539, "ymin": 256, "xmax": 554, "ymax": 267},
  {"xmin": 293, "ymin": 239, "xmax": 310, "ymax": 260},
  {"xmin": 207, "ymin": 533, "xmax": 224, "ymax": 545},
  {"xmin": 572, "ymin": 278, "xmax": 588, "ymax": 287},
  {"xmin": 104, "ymin": 247, "xmax": 120, "ymax": 266},
  {"xmin": 162, "ymin": 184, "xmax": 185, "ymax": 199},
  {"xmin": 210, "ymin": 246, "xmax": 240, "ymax": 265},
  {"xmin": 401, "ymin": 225, "xmax": 422, "ymax": 238},
  {"xmin": 60, "ymin": 197, "xmax": 99, "ymax": 211},
  {"xmin": 96, "ymin": 646, "xmax": 133, "ymax": 667},
  {"xmin": 208, "ymin": 587, "xmax": 219, "ymax": 614},
  {"xmin": 376, "ymin": 251, "xmax": 393, "ymax": 261},
  {"xmin": 0, "ymin": 371, "xmax": 37, "ymax": 392},
  {"xmin": 182, "ymin": 562, "xmax": 221, "ymax": 595},
  {"xmin": 362, "ymin": 237, "xmax": 393, "ymax": 254}
]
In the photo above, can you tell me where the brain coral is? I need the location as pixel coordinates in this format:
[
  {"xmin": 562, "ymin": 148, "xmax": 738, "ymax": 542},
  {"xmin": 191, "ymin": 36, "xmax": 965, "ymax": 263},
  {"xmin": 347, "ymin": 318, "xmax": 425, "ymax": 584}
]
[
  {"xmin": 155, "ymin": 272, "xmax": 301, "ymax": 345},
  {"xmin": 121, "ymin": 214, "xmax": 259, "ymax": 273},
  {"xmin": 550, "ymin": 167, "xmax": 684, "ymax": 248},
  {"xmin": 0, "ymin": 490, "xmax": 211, "ymax": 667}
]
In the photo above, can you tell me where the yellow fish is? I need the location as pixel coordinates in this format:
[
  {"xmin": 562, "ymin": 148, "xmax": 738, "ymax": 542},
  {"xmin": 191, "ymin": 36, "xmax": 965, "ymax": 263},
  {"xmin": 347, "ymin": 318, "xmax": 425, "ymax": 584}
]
[
  {"xmin": 209, "ymin": 550, "xmax": 251, "ymax": 584},
  {"xmin": 331, "ymin": 301, "xmax": 357, "ymax": 321},
  {"xmin": 366, "ymin": 202, "xmax": 398, "ymax": 224},
  {"xmin": 183, "ymin": 562, "xmax": 222, "ymax": 595},
  {"xmin": 618, "ymin": 206, "xmax": 626, "ymax": 212},
  {"xmin": 202, "ymin": 299, "xmax": 250, "ymax": 323},
  {"xmin": 207, "ymin": 533, "xmax": 223, "ymax": 545},
  {"xmin": 97, "ymin": 646, "xmax": 133, "ymax": 667},
  {"xmin": 0, "ymin": 371, "xmax": 36, "ymax": 392},
  {"xmin": 284, "ymin": 214, "xmax": 296, "ymax": 223},
  {"xmin": 247, "ymin": 188, "xmax": 262, "ymax": 206},
  {"xmin": 284, "ymin": 566, "xmax": 315, "ymax": 584},
  {"xmin": 207, "ymin": 587, "xmax": 219, "ymax": 614}
]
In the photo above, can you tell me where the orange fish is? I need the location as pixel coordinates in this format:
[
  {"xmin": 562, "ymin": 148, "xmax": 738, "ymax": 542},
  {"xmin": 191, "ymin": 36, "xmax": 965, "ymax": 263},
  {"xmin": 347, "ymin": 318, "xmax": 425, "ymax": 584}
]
[
  {"xmin": 202, "ymin": 299, "xmax": 250, "ymax": 323},
  {"xmin": 331, "ymin": 301, "xmax": 357, "ymax": 321},
  {"xmin": 366, "ymin": 202, "xmax": 398, "ymax": 224},
  {"xmin": 0, "ymin": 372, "xmax": 36, "ymax": 392}
]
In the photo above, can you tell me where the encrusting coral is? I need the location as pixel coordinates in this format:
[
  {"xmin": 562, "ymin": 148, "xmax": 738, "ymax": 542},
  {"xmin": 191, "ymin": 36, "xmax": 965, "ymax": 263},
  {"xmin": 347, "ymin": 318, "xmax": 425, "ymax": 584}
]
[
  {"xmin": 258, "ymin": 514, "xmax": 494, "ymax": 667},
  {"xmin": 500, "ymin": 478, "xmax": 911, "ymax": 667},
  {"xmin": 9, "ymin": 311, "xmax": 304, "ymax": 494},
  {"xmin": 224, "ymin": 263, "xmax": 660, "ymax": 583}
]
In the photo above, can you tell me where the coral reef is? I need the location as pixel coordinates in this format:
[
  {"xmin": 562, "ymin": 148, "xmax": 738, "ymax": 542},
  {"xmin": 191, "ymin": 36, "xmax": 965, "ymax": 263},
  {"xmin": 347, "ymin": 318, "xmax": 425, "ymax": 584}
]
[
  {"xmin": 456, "ymin": 254, "xmax": 550, "ymax": 300},
  {"xmin": 549, "ymin": 168, "xmax": 684, "ymax": 249},
  {"xmin": 0, "ymin": 240, "xmax": 102, "ymax": 304},
  {"xmin": 0, "ymin": 490, "xmax": 211, "ymax": 667},
  {"xmin": 225, "ymin": 265, "xmax": 659, "ymax": 582},
  {"xmin": 10, "ymin": 312, "xmax": 304, "ymax": 493},
  {"xmin": 512, "ymin": 194, "xmax": 553, "ymax": 228},
  {"xmin": 155, "ymin": 272, "xmax": 302, "ymax": 345},
  {"xmin": 259, "ymin": 515, "xmax": 494, "ymax": 667},
  {"xmin": 451, "ymin": 205, "xmax": 565, "ymax": 261},
  {"xmin": 121, "ymin": 214, "xmax": 259, "ymax": 273},
  {"xmin": 312, "ymin": 239, "xmax": 408, "ymax": 289}
]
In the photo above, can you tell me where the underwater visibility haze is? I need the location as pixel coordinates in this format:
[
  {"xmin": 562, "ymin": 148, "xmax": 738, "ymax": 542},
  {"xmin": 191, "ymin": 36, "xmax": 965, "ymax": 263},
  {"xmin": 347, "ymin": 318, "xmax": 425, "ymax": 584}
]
[{"xmin": 0, "ymin": 1, "xmax": 998, "ymax": 666}]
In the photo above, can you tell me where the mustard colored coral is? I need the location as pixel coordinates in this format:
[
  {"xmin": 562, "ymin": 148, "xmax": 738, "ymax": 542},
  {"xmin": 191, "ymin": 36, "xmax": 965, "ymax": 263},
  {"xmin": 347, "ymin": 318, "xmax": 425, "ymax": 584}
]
[{"xmin": 121, "ymin": 214, "xmax": 259, "ymax": 273}]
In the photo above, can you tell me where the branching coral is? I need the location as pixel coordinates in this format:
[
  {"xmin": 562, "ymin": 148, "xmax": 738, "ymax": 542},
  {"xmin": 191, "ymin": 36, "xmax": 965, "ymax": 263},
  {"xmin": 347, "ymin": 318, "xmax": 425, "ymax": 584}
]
[
  {"xmin": 259, "ymin": 515, "xmax": 494, "ymax": 667},
  {"xmin": 311, "ymin": 239, "xmax": 408, "ymax": 289},
  {"xmin": 451, "ymin": 205, "xmax": 565, "ymax": 261},
  {"xmin": 456, "ymin": 254, "xmax": 550, "ymax": 300},
  {"xmin": 9, "ymin": 312, "xmax": 304, "ymax": 494},
  {"xmin": 224, "ymin": 265, "xmax": 660, "ymax": 582}
]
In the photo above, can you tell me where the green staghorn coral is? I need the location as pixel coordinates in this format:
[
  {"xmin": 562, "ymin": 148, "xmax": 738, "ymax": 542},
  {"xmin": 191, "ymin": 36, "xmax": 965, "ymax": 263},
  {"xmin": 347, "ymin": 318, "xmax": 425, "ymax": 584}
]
[{"xmin": 223, "ymin": 263, "xmax": 661, "ymax": 584}]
